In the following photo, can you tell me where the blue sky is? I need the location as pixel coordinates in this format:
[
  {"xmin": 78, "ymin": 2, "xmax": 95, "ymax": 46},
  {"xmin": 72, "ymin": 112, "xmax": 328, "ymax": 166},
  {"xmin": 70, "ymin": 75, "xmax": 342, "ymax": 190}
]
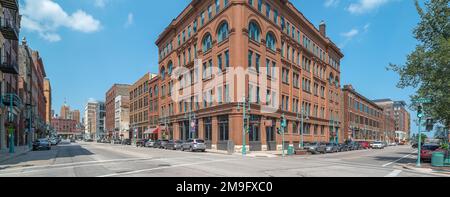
[{"xmin": 19, "ymin": 0, "xmax": 425, "ymax": 136}]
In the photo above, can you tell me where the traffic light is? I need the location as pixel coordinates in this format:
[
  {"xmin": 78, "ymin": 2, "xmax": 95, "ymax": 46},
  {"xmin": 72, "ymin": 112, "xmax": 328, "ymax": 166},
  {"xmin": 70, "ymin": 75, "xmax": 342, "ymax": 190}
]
[
  {"xmin": 417, "ymin": 105, "xmax": 424, "ymax": 118},
  {"xmin": 425, "ymin": 118, "xmax": 434, "ymax": 132}
]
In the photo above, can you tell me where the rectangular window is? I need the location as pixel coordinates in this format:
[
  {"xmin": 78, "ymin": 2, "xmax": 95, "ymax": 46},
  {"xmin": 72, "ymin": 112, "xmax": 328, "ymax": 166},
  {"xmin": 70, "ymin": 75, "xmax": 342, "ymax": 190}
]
[
  {"xmin": 216, "ymin": 0, "xmax": 220, "ymax": 13},
  {"xmin": 201, "ymin": 12, "xmax": 205, "ymax": 26},
  {"xmin": 265, "ymin": 3, "xmax": 271, "ymax": 18},
  {"xmin": 258, "ymin": 0, "xmax": 262, "ymax": 12},
  {"xmin": 193, "ymin": 20, "xmax": 198, "ymax": 33},
  {"xmin": 255, "ymin": 53, "xmax": 260, "ymax": 73},
  {"xmin": 218, "ymin": 54, "xmax": 223, "ymax": 71},
  {"xmin": 225, "ymin": 50, "xmax": 230, "ymax": 67},
  {"xmin": 248, "ymin": 51, "xmax": 253, "ymax": 68},
  {"xmin": 208, "ymin": 5, "xmax": 212, "ymax": 19},
  {"xmin": 274, "ymin": 9, "xmax": 278, "ymax": 24}
]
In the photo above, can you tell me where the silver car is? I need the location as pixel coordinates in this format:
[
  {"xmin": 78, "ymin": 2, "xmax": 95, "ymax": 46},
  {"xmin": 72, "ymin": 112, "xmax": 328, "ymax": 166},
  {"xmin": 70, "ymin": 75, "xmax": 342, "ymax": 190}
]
[{"xmin": 181, "ymin": 139, "xmax": 206, "ymax": 152}]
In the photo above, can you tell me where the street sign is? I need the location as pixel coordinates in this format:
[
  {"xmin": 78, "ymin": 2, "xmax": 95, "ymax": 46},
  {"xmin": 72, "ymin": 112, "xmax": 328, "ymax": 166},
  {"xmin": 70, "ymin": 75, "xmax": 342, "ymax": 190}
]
[{"xmin": 413, "ymin": 98, "xmax": 432, "ymax": 104}]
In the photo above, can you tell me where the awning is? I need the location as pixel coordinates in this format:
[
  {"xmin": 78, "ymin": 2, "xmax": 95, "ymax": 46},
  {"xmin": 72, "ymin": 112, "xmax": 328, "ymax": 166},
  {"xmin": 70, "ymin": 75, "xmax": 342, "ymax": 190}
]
[{"xmin": 144, "ymin": 127, "xmax": 159, "ymax": 134}]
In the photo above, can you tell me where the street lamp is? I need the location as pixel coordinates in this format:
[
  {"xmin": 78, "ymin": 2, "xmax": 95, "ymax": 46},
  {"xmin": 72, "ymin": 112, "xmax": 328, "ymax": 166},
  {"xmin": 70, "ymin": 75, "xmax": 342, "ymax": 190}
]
[
  {"xmin": 296, "ymin": 107, "xmax": 309, "ymax": 149},
  {"xmin": 237, "ymin": 97, "xmax": 251, "ymax": 156}
]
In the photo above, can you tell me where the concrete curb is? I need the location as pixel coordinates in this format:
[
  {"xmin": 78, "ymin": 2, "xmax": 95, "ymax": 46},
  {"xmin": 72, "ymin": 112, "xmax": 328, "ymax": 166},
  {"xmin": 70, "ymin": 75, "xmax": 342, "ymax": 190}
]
[
  {"xmin": 400, "ymin": 164, "xmax": 450, "ymax": 177},
  {"xmin": 0, "ymin": 148, "xmax": 31, "ymax": 164}
]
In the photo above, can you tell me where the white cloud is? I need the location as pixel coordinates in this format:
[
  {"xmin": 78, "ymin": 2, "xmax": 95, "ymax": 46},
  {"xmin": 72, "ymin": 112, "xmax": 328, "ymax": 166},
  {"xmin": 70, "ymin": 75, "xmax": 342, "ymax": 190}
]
[
  {"xmin": 324, "ymin": 0, "xmax": 340, "ymax": 8},
  {"xmin": 124, "ymin": 13, "xmax": 134, "ymax": 28},
  {"xmin": 348, "ymin": 0, "xmax": 389, "ymax": 14},
  {"xmin": 341, "ymin": 28, "xmax": 360, "ymax": 39},
  {"xmin": 21, "ymin": 0, "xmax": 101, "ymax": 42},
  {"xmin": 94, "ymin": 0, "xmax": 109, "ymax": 8},
  {"xmin": 363, "ymin": 23, "xmax": 371, "ymax": 32}
]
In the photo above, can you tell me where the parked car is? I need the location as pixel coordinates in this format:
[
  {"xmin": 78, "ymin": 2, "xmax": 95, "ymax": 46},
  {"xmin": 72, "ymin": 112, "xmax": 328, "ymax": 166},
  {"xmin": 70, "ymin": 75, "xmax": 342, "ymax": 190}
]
[
  {"xmin": 122, "ymin": 139, "xmax": 131, "ymax": 145},
  {"xmin": 165, "ymin": 140, "xmax": 176, "ymax": 150},
  {"xmin": 359, "ymin": 141, "xmax": 370, "ymax": 149},
  {"xmin": 84, "ymin": 139, "xmax": 94, "ymax": 142},
  {"xmin": 33, "ymin": 139, "xmax": 51, "ymax": 151},
  {"xmin": 325, "ymin": 143, "xmax": 339, "ymax": 153},
  {"xmin": 304, "ymin": 142, "xmax": 327, "ymax": 154},
  {"xmin": 346, "ymin": 142, "xmax": 361, "ymax": 151},
  {"xmin": 181, "ymin": 139, "xmax": 206, "ymax": 152},
  {"xmin": 145, "ymin": 139, "xmax": 156, "ymax": 147},
  {"xmin": 174, "ymin": 140, "xmax": 184, "ymax": 150},
  {"xmin": 70, "ymin": 139, "xmax": 76, "ymax": 143},
  {"xmin": 153, "ymin": 140, "xmax": 161, "ymax": 148},
  {"xmin": 50, "ymin": 138, "xmax": 58, "ymax": 146},
  {"xmin": 371, "ymin": 141, "xmax": 385, "ymax": 149},
  {"xmin": 389, "ymin": 142, "xmax": 398, "ymax": 146},
  {"xmin": 136, "ymin": 139, "xmax": 146, "ymax": 147},
  {"xmin": 160, "ymin": 140, "xmax": 170, "ymax": 149},
  {"xmin": 420, "ymin": 144, "xmax": 441, "ymax": 162},
  {"xmin": 113, "ymin": 139, "xmax": 122, "ymax": 144},
  {"xmin": 338, "ymin": 144, "xmax": 349, "ymax": 152}
]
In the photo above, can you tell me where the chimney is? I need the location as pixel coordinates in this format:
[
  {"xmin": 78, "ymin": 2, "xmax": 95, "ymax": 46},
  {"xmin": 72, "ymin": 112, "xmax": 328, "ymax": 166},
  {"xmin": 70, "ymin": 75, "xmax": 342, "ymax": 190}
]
[
  {"xmin": 22, "ymin": 37, "xmax": 27, "ymax": 46},
  {"xmin": 319, "ymin": 20, "xmax": 326, "ymax": 37}
]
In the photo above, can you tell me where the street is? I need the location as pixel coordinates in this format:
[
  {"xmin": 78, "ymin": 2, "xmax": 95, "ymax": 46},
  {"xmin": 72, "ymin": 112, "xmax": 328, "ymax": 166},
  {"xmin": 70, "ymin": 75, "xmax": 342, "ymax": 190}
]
[{"xmin": 0, "ymin": 142, "xmax": 444, "ymax": 177}]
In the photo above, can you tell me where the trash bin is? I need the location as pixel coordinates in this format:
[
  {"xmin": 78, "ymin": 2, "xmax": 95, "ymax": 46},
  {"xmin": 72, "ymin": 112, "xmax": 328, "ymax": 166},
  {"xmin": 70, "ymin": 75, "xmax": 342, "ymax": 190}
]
[
  {"xmin": 431, "ymin": 152, "xmax": 445, "ymax": 167},
  {"xmin": 287, "ymin": 146, "xmax": 294, "ymax": 155}
]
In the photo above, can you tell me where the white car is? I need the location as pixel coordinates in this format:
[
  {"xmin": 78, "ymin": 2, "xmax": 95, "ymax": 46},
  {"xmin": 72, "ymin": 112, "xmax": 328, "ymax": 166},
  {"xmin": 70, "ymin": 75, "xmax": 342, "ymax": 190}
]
[{"xmin": 371, "ymin": 141, "xmax": 384, "ymax": 149}]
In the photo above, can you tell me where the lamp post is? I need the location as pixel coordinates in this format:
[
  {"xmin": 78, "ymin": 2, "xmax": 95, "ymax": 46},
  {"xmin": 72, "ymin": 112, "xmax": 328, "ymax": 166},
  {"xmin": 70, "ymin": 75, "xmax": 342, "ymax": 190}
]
[
  {"xmin": 297, "ymin": 107, "xmax": 309, "ymax": 149},
  {"xmin": 237, "ymin": 97, "xmax": 250, "ymax": 156}
]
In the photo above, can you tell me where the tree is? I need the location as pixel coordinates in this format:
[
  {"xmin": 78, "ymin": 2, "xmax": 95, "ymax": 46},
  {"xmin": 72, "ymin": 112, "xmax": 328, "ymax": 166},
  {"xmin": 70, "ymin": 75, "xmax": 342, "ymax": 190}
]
[
  {"xmin": 389, "ymin": 0, "xmax": 450, "ymax": 128},
  {"xmin": 417, "ymin": 133, "xmax": 428, "ymax": 143}
]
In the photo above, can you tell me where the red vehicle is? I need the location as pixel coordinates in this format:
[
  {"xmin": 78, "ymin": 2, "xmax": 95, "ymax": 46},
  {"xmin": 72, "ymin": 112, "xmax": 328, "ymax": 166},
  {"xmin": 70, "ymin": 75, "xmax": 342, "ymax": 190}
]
[
  {"xmin": 359, "ymin": 141, "xmax": 370, "ymax": 149},
  {"xmin": 420, "ymin": 144, "xmax": 441, "ymax": 162}
]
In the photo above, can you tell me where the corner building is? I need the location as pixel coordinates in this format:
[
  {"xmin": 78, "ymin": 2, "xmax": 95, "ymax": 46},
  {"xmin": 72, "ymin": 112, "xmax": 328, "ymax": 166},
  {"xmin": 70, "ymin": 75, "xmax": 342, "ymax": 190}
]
[{"xmin": 156, "ymin": 0, "xmax": 344, "ymax": 152}]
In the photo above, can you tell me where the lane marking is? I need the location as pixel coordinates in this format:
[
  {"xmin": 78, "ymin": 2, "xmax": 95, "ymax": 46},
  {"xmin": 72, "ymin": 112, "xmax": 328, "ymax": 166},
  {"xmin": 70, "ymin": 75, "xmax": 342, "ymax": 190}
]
[
  {"xmin": 97, "ymin": 158, "xmax": 238, "ymax": 177},
  {"xmin": 0, "ymin": 156, "xmax": 218, "ymax": 176},
  {"xmin": 382, "ymin": 151, "xmax": 417, "ymax": 167},
  {"xmin": 385, "ymin": 170, "xmax": 402, "ymax": 177}
]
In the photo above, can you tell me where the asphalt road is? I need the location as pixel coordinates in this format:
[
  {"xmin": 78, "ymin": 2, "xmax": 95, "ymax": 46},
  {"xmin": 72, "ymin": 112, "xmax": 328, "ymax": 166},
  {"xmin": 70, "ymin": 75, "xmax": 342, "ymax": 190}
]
[{"xmin": 0, "ymin": 142, "xmax": 443, "ymax": 177}]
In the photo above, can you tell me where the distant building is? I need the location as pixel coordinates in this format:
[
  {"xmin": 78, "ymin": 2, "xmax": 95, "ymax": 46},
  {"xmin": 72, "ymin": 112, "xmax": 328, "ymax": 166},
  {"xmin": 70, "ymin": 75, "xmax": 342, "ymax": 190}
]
[
  {"xmin": 114, "ymin": 95, "xmax": 130, "ymax": 139},
  {"xmin": 44, "ymin": 78, "xmax": 52, "ymax": 125},
  {"xmin": 373, "ymin": 99, "xmax": 411, "ymax": 142},
  {"xmin": 105, "ymin": 84, "xmax": 130, "ymax": 139},
  {"xmin": 51, "ymin": 118, "xmax": 80, "ymax": 139},
  {"xmin": 342, "ymin": 85, "xmax": 385, "ymax": 142},
  {"xmin": 84, "ymin": 100, "xmax": 105, "ymax": 140}
]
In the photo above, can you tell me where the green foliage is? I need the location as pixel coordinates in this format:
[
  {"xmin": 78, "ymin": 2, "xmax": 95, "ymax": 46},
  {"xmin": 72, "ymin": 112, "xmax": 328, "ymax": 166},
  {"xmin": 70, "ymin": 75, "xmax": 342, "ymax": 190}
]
[{"xmin": 388, "ymin": 0, "xmax": 450, "ymax": 127}]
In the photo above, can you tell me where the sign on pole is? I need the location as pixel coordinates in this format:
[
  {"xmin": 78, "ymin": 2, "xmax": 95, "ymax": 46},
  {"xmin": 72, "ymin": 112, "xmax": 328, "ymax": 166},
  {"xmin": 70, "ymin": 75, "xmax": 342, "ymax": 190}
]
[{"xmin": 413, "ymin": 98, "xmax": 432, "ymax": 104}]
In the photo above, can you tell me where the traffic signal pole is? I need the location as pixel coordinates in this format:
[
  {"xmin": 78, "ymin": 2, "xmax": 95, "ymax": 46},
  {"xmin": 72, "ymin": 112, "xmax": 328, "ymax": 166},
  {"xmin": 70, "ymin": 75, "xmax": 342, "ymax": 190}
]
[{"xmin": 416, "ymin": 104, "xmax": 424, "ymax": 167}]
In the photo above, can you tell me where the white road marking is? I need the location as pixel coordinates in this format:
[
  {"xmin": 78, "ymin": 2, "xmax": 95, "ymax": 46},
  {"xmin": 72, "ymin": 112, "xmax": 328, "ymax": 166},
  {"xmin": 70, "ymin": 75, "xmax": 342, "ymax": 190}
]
[
  {"xmin": 382, "ymin": 151, "xmax": 417, "ymax": 167},
  {"xmin": 97, "ymin": 158, "xmax": 238, "ymax": 177},
  {"xmin": 0, "ymin": 156, "xmax": 216, "ymax": 176},
  {"xmin": 385, "ymin": 170, "xmax": 402, "ymax": 177}
]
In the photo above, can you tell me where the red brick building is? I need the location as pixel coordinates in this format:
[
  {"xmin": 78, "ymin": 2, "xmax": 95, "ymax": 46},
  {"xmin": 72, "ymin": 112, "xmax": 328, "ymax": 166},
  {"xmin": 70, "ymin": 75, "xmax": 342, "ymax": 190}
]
[
  {"xmin": 51, "ymin": 118, "xmax": 80, "ymax": 139},
  {"xmin": 155, "ymin": 0, "xmax": 344, "ymax": 152},
  {"xmin": 341, "ymin": 85, "xmax": 384, "ymax": 142},
  {"xmin": 105, "ymin": 84, "xmax": 130, "ymax": 139}
]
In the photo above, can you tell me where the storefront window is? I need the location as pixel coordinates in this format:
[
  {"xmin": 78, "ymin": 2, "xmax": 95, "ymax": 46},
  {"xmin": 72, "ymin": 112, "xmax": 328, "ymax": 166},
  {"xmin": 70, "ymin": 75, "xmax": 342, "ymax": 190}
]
[{"xmin": 218, "ymin": 115, "xmax": 229, "ymax": 141}]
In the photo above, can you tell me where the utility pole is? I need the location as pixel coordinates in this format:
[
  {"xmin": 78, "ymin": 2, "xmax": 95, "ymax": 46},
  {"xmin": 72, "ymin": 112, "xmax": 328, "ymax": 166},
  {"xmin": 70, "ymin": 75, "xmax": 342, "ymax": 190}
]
[
  {"xmin": 416, "ymin": 104, "xmax": 424, "ymax": 167},
  {"xmin": 237, "ymin": 97, "xmax": 250, "ymax": 156},
  {"xmin": 281, "ymin": 114, "xmax": 287, "ymax": 157}
]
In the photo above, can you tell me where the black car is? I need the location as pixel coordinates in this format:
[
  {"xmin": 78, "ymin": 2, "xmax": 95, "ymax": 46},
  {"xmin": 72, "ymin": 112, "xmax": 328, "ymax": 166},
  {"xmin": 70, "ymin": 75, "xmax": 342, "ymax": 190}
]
[
  {"xmin": 33, "ymin": 139, "xmax": 51, "ymax": 151},
  {"xmin": 165, "ymin": 140, "xmax": 176, "ymax": 150},
  {"xmin": 160, "ymin": 140, "xmax": 170, "ymax": 149},
  {"xmin": 338, "ymin": 144, "xmax": 349, "ymax": 152},
  {"xmin": 136, "ymin": 139, "xmax": 146, "ymax": 147},
  {"xmin": 122, "ymin": 139, "xmax": 131, "ymax": 145},
  {"xmin": 153, "ymin": 140, "xmax": 161, "ymax": 148}
]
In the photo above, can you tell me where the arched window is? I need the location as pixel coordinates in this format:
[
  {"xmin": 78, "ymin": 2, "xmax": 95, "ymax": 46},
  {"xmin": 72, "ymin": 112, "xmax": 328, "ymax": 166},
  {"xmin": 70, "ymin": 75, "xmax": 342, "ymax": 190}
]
[
  {"xmin": 168, "ymin": 61, "xmax": 173, "ymax": 75},
  {"xmin": 266, "ymin": 32, "xmax": 276, "ymax": 51},
  {"xmin": 202, "ymin": 33, "xmax": 212, "ymax": 53},
  {"xmin": 161, "ymin": 67, "xmax": 166, "ymax": 80},
  {"xmin": 249, "ymin": 21, "xmax": 261, "ymax": 42},
  {"xmin": 217, "ymin": 21, "xmax": 229, "ymax": 43}
]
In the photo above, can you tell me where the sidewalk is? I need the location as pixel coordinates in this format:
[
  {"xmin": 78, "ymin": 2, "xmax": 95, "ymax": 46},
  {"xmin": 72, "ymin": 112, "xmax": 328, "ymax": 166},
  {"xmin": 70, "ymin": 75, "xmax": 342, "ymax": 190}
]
[
  {"xmin": 400, "ymin": 163, "xmax": 450, "ymax": 177},
  {"xmin": 206, "ymin": 149, "xmax": 281, "ymax": 158},
  {"xmin": 0, "ymin": 146, "xmax": 31, "ymax": 164}
]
